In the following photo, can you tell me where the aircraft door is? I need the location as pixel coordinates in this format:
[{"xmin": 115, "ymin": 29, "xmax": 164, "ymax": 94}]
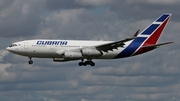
[
  {"xmin": 50, "ymin": 45, "xmax": 54, "ymax": 50},
  {"xmin": 24, "ymin": 42, "xmax": 28, "ymax": 49},
  {"xmin": 21, "ymin": 44, "xmax": 23, "ymax": 50}
]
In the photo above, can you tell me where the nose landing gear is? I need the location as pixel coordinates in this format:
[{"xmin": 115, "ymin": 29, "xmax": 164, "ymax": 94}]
[{"xmin": 28, "ymin": 57, "xmax": 33, "ymax": 65}]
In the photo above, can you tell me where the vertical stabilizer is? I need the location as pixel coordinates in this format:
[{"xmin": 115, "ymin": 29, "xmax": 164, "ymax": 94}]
[
  {"xmin": 137, "ymin": 13, "xmax": 171, "ymax": 45},
  {"xmin": 115, "ymin": 13, "xmax": 172, "ymax": 58},
  {"xmin": 133, "ymin": 13, "xmax": 172, "ymax": 55}
]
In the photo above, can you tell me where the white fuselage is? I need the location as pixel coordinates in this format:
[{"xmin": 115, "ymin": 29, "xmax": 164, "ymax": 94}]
[{"xmin": 7, "ymin": 39, "xmax": 132, "ymax": 60}]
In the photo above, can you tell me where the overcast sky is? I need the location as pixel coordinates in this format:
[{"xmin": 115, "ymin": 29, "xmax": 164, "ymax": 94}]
[{"xmin": 0, "ymin": 0, "xmax": 180, "ymax": 101}]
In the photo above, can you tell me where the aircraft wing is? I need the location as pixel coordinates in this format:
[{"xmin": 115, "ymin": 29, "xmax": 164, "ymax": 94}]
[{"xmin": 95, "ymin": 37, "xmax": 135, "ymax": 52}]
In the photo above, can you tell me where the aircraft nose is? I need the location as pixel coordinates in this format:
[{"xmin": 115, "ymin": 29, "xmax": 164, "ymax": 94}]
[
  {"xmin": 6, "ymin": 47, "xmax": 12, "ymax": 52},
  {"xmin": 6, "ymin": 47, "xmax": 9, "ymax": 51}
]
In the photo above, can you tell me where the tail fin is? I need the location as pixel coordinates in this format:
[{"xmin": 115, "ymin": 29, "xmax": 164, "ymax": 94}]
[
  {"xmin": 137, "ymin": 13, "xmax": 172, "ymax": 46},
  {"xmin": 114, "ymin": 13, "xmax": 172, "ymax": 58},
  {"xmin": 133, "ymin": 13, "xmax": 172, "ymax": 55}
]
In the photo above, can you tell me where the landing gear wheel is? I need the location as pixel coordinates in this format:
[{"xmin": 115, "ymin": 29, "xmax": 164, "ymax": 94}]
[
  {"xmin": 78, "ymin": 62, "xmax": 83, "ymax": 66},
  {"xmin": 83, "ymin": 64, "xmax": 87, "ymax": 66},
  {"xmin": 29, "ymin": 60, "xmax": 33, "ymax": 65},
  {"xmin": 28, "ymin": 57, "xmax": 33, "ymax": 65},
  {"xmin": 90, "ymin": 61, "xmax": 95, "ymax": 66},
  {"xmin": 78, "ymin": 60, "xmax": 95, "ymax": 66}
]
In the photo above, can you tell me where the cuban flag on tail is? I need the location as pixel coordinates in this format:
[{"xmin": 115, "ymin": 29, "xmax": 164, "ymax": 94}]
[{"xmin": 115, "ymin": 13, "xmax": 173, "ymax": 58}]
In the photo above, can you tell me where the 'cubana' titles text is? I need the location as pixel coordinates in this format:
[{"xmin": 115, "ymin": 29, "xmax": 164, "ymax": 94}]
[{"xmin": 36, "ymin": 41, "xmax": 68, "ymax": 45}]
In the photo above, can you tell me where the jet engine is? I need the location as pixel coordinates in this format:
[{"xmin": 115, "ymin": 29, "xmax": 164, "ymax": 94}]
[
  {"xmin": 82, "ymin": 48, "xmax": 102, "ymax": 57},
  {"xmin": 64, "ymin": 52, "xmax": 83, "ymax": 59}
]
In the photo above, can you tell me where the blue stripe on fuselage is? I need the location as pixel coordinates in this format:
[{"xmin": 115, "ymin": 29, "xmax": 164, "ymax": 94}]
[{"xmin": 114, "ymin": 37, "xmax": 147, "ymax": 58}]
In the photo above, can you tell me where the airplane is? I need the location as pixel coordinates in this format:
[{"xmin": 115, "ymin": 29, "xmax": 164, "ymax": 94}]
[{"xmin": 6, "ymin": 13, "xmax": 173, "ymax": 66}]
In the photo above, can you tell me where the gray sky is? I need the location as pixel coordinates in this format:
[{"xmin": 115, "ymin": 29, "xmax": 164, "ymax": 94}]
[{"xmin": 0, "ymin": 0, "xmax": 180, "ymax": 101}]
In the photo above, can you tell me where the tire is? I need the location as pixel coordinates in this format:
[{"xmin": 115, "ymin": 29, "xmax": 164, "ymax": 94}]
[
  {"xmin": 29, "ymin": 60, "xmax": 33, "ymax": 65},
  {"xmin": 78, "ymin": 62, "xmax": 83, "ymax": 66},
  {"xmin": 90, "ymin": 61, "xmax": 95, "ymax": 66}
]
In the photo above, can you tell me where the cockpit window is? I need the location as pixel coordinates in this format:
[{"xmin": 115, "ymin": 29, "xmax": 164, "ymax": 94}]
[{"xmin": 9, "ymin": 44, "xmax": 17, "ymax": 47}]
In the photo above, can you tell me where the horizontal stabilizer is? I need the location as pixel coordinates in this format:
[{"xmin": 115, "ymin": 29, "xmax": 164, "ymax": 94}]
[{"xmin": 141, "ymin": 42, "xmax": 174, "ymax": 49}]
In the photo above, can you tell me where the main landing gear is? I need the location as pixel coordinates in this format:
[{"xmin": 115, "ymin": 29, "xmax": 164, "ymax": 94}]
[
  {"xmin": 78, "ymin": 59, "xmax": 95, "ymax": 66},
  {"xmin": 28, "ymin": 57, "xmax": 33, "ymax": 65}
]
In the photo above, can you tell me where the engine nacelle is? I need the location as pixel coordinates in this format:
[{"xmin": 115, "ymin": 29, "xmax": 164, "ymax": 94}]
[
  {"xmin": 82, "ymin": 48, "xmax": 102, "ymax": 56},
  {"xmin": 64, "ymin": 52, "xmax": 83, "ymax": 59}
]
